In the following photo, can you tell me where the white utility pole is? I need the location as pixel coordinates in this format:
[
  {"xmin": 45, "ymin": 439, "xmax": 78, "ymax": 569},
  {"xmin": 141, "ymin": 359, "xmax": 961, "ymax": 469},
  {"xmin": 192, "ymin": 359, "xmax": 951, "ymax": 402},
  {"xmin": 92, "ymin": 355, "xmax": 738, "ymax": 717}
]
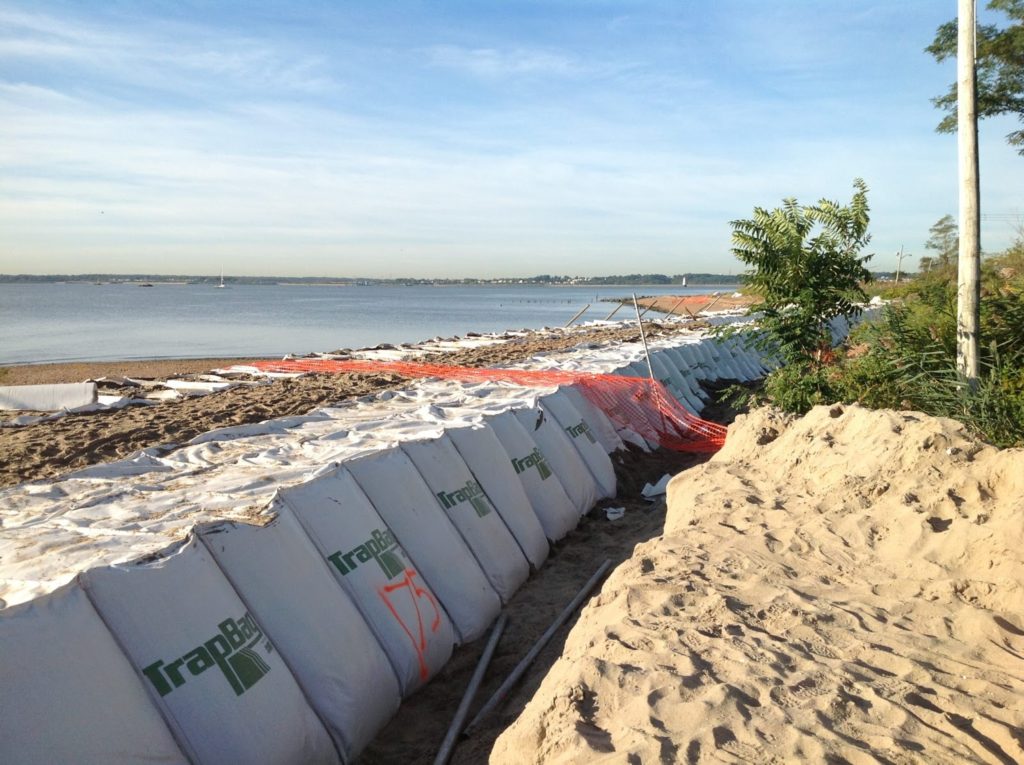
[
  {"xmin": 895, "ymin": 245, "xmax": 905, "ymax": 284},
  {"xmin": 957, "ymin": 0, "xmax": 981, "ymax": 384}
]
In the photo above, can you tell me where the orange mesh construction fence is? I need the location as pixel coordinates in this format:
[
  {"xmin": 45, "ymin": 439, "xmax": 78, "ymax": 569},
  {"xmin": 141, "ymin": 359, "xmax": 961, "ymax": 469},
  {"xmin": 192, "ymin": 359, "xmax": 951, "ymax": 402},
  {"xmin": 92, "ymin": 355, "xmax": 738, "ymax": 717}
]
[{"xmin": 252, "ymin": 359, "xmax": 727, "ymax": 453}]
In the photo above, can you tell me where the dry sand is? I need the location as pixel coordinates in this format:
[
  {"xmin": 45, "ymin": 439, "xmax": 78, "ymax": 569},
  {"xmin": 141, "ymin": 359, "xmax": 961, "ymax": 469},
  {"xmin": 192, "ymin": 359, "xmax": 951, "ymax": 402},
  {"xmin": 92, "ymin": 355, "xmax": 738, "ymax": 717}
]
[
  {"xmin": 636, "ymin": 292, "xmax": 759, "ymax": 317},
  {"xmin": 0, "ymin": 320, "xmax": 689, "ymax": 488},
  {"xmin": 490, "ymin": 404, "xmax": 1024, "ymax": 764}
]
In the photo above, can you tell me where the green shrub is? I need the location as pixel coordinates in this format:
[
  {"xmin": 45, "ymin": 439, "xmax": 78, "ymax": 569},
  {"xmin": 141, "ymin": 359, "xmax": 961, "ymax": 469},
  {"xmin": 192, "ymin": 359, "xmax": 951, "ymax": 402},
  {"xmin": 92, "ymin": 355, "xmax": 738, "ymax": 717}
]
[{"xmin": 809, "ymin": 289, "xmax": 1024, "ymax": 447}]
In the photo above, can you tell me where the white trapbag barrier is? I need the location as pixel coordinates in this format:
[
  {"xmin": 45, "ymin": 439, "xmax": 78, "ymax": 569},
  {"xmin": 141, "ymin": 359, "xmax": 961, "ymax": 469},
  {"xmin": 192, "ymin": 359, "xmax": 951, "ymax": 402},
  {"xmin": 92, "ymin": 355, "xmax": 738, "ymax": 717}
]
[
  {"xmin": 446, "ymin": 423, "xmax": 550, "ymax": 570},
  {"xmin": 0, "ymin": 583, "xmax": 188, "ymax": 765},
  {"xmin": 81, "ymin": 539, "xmax": 339, "ymax": 765},
  {"xmin": 513, "ymin": 405, "xmax": 599, "ymax": 516},
  {"xmin": 707, "ymin": 339, "xmax": 745, "ymax": 380},
  {"xmin": 345, "ymin": 450, "xmax": 501, "ymax": 643},
  {"xmin": 722, "ymin": 336, "xmax": 761, "ymax": 380},
  {"xmin": 648, "ymin": 353, "xmax": 700, "ymax": 413},
  {"xmin": 659, "ymin": 347, "xmax": 708, "ymax": 406},
  {"xmin": 198, "ymin": 513, "xmax": 401, "ymax": 760},
  {"xmin": 688, "ymin": 340, "xmax": 725, "ymax": 380},
  {"xmin": 486, "ymin": 411, "xmax": 579, "ymax": 542},
  {"xmin": 0, "ymin": 382, "xmax": 97, "ymax": 411},
  {"xmin": 661, "ymin": 346, "xmax": 709, "ymax": 401},
  {"xmin": 538, "ymin": 391, "xmax": 616, "ymax": 499},
  {"xmin": 279, "ymin": 472, "xmax": 454, "ymax": 697},
  {"xmin": 401, "ymin": 435, "xmax": 529, "ymax": 603},
  {"xmin": 560, "ymin": 386, "xmax": 624, "ymax": 454},
  {"xmin": 677, "ymin": 342, "xmax": 715, "ymax": 382}
]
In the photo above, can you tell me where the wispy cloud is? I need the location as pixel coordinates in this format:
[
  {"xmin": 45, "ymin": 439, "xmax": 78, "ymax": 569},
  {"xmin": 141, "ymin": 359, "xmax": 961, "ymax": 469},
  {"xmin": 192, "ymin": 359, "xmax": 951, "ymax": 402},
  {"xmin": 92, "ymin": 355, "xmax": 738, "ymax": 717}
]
[
  {"xmin": 0, "ymin": 8, "xmax": 334, "ymax": 96},
  {"xmin": 0, "ymin": 1, "xmax": 1019, "ymax": 277},
  {"xmin": 426, "ymin": 45, "xmax": 582, "ymax": 78}
]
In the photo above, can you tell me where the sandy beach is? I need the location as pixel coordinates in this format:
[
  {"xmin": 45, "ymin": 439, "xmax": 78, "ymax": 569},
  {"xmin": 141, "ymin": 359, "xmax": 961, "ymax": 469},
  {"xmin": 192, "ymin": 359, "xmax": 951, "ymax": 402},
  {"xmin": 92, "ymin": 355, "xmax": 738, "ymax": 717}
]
[
  {"xmin": 4, "ymin": 300, "xmax": 1021, "ymax": 765},
  {"xmin": 0, "ymin": 319, "xmax": 693, "ymax": 488}
]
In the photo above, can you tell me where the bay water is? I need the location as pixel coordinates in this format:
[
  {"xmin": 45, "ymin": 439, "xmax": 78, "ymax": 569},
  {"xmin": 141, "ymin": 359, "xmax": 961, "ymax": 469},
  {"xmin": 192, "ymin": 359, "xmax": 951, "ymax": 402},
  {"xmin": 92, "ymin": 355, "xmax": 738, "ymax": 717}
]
[{"xmin": 0, "ymin": 282, "xmax": 728, "ymax": 365}]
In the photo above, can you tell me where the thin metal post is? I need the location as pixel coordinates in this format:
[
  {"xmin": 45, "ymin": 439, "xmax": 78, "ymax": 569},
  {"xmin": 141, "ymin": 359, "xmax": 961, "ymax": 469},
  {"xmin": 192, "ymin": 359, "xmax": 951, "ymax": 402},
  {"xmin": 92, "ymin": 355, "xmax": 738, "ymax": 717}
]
[
  {"xmin": 663, "ymin": 296, "xmax": 686, "ymax": 318},
  {"xmin": 632, "ymin": 293, "xmax": 656, "ymax": 381},
  {"xmin": 696, "ymin": 293, "xmax": 724, "ymax": 317},
  {"xmin": 464, "ymin": 560, "xmax": 612, "ymax": 735},
  {"xmin": 564, "ymin": 303, "xmax": 591, "ymax": 327},
  {"xmin": 433, "ymin": 613, "xmax": 509, "ymax": 765},
  {"xmin": 894, "ymin": 245, "xmax": 905, "ymax": 285},
  {"xmin": 603, "ymin": 302, "xmax": 625, "ymax": 321}
]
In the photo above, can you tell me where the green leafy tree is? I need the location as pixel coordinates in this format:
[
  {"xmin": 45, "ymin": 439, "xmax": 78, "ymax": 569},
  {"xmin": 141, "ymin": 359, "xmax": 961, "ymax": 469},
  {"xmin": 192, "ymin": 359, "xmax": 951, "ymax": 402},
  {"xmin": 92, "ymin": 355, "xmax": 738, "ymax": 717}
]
[
  {"xmin": 731, "ymin": 179, "xmax": 873, "ymax": 365},
  {"xmin": 927, "ymin": 0, "xmax": 1024, "ymax": 154},
  {"xmin": 924, "ymin": 214, "xmax": 960, "ymax": 269}
]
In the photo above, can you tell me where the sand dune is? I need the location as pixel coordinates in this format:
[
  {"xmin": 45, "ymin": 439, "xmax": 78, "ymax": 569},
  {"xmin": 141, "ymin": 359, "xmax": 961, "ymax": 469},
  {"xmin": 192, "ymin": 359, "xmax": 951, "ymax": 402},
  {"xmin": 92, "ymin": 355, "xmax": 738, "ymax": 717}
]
[{"xmin": 492, "ymin": 405, "xmax": 1024, "ymax": 764}]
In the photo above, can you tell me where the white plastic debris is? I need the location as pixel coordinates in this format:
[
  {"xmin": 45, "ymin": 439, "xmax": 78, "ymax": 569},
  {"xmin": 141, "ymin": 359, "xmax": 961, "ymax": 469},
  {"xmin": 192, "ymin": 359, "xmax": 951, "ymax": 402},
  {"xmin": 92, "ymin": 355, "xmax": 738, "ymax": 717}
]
[{"xmin": 641, "ymin": 473, "xmax": 672, "ymax": 500}]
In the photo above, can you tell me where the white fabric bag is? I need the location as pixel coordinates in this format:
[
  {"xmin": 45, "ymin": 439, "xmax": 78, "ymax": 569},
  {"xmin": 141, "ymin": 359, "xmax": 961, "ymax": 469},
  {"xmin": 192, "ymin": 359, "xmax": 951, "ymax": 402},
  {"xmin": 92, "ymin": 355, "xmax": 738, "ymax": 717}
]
[
  {"xmin": 486, "ymin": 410, "xmax": 579, "ymax": 541},
  {"xmin": 513, "ymin": 405, "xmax": 599, "ymax": 516},
  {"xmin": 82, "ymin": 538, "xmax": 338, "ymax": 765},
  {"xmin": 199, "ymin": 513, "xmax": 401, "ymax": 760},
  {"xmin": 560, "ymin": 385, "xmax": 624, "ymax": 454},
  {"xmin": 648, "ymin": 353, "xmax": 700, "ymax": 412},
  {"xmin": 568, "ymin": 379, "xmax": 650, "ymax": 452},
  {"xmin": 401, "ymin": 435, "xmax": 529, "ymax": 603},
  {"xmin": 279, "ymin": 471, "xmax": 454, "ymax": 696},
  {"xmin": 0, "ymin": 582, "xmax": 188, "ymax": 765},
  {"xmin": 538, "ymin": 391, "xmax": 616, "ymax": 498},
  {"xmin": 446, "ymin": 423, "xmax": 550, "ymax": 570},
  {"xmin": 345, "ymin": 449, "xmax": 501, "ymax": 643},
  {"xmin": 661, "ymin": 346, "xmax": 710, "ymax": 402}
]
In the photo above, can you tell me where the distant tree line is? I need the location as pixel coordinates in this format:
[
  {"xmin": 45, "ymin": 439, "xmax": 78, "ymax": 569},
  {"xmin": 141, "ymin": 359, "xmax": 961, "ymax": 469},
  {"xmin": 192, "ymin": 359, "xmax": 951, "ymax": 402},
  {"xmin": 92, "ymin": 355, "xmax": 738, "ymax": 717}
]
[{"xmin": 0, "ymin": 272, "xmax": 744, "ymax": 286}]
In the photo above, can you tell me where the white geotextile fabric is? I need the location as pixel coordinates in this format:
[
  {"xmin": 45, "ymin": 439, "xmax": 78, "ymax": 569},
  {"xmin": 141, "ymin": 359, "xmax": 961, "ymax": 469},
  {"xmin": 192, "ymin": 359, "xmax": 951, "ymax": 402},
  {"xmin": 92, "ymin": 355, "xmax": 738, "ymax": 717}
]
[
  {"xmin": 0, "ymin": 313, "xmax": 834, "ymax": 608},
  {"xmin": 81, "ymin": 538, "xmax": 339, "ymax": 765},
  {"xmin": 401, "ymin": 435, "xmax": 530, "ymax": 603},
  {"xmin": 198, "ymin": 513, "xmax": 401, "ymax": 760},
  {"xmin": 486, "ymin": 410, "xmax": 579, "ymax": 542},
  {"xmin": 278, "ymin": 472, "xmax": 455, "ymax": 697},
  {"xmin": 560, "ymin": 386, "xmax": 624, "ymax": 454},
  {"xmin": 445, "ymin": 423, "xmax": 550, "ymax": 570},
  {"xmin": 0, "ymin": 582, "xmax": 188, "ymax": 764},
  {"xmin": 0, "ymin": 344, "xmax": 653, "ymax": 604},
  {"xmin": 514, "ymin": 405, "xmax": 600, "ymax": 515},
  {"xmin": 538, "ymin": 391, "xmax": 617, "ymax": 499},
  {"xmin": 0, "ymin": 380, "xmax": 548, "ymax": 606},
  {"xmin": 344, "ymin": 449, "xmax": 501, "ymax": 643},
  {"xmin": 0, "ymin": 382, "xmax": 97, "ymax": 411}
]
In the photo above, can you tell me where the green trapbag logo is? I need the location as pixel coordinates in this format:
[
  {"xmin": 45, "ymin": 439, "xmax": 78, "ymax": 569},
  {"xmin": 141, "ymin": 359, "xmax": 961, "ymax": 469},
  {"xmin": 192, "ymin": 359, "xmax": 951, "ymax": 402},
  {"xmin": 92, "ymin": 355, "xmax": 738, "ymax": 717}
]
[
  {"xmin": 566, "ymin": 420, "xmax": 597, "ymax": 444},
  {"xmin": 143, "ymin": 612, "xmax": 271, "ymax": 698},
  {"xmin": 436, "ymin": 479, "xmax": 492, "ymax": 518},
  {"xmin": 511, "ymin": 447, "xmax": 553, "ymax": 480},
  {"xmin": 328, "ymin": 528, "xmax": 407, "ymax": 580}
]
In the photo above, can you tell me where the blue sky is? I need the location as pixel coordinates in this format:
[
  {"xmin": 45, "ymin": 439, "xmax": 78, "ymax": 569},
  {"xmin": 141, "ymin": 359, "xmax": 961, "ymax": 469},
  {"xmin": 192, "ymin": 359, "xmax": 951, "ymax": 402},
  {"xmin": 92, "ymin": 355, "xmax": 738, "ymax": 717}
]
[{"xmin": 1, "ymin": 1, "xmax": 1020, "ymax": 278}]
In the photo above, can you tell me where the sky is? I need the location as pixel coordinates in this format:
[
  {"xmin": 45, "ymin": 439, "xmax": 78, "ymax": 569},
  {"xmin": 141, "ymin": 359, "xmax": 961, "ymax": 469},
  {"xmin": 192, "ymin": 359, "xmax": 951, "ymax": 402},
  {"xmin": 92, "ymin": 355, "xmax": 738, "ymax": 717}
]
[{"xmin": 0, "ymin": 1, "xmax": 1021, "ymax": 278}]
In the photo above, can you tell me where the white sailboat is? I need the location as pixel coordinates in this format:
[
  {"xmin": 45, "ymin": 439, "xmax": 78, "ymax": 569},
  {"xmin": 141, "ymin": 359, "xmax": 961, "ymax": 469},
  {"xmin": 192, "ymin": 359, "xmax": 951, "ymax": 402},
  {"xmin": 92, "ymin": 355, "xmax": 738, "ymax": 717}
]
[{"xmin": 217, "ymin": 268, "xmax": 226, "ymax": 289}]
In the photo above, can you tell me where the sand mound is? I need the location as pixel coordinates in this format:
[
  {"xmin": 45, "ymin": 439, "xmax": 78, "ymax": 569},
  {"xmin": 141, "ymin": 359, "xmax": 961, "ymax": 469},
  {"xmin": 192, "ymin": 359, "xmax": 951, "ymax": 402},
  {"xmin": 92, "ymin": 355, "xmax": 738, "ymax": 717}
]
[{"xmin": 491, "ymin": 405, "xmax": 1024, "ymax": 764}]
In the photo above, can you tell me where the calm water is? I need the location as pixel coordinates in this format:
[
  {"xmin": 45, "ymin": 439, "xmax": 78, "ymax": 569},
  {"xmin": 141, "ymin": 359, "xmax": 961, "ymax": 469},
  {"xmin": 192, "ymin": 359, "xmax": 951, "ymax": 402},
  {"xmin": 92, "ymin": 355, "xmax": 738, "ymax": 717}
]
[{"xmin": 0, "ymin": 282, "xmax": 724, "ymax": 365}]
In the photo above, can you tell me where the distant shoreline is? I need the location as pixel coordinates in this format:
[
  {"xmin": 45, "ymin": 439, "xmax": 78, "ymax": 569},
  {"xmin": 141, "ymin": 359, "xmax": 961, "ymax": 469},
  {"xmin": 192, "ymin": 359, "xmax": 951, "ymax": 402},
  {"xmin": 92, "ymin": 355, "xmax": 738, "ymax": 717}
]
[
  {"xmin": 0, "ymin": 274, "xmax": 743, "ymax": 288},
  {"xmin": 0, "ymin": 292, "xmax": 758, "ymax": 379},
  {"xmin": 0, "ymin": 286, "xmax": 751, "ymax": 370}
]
